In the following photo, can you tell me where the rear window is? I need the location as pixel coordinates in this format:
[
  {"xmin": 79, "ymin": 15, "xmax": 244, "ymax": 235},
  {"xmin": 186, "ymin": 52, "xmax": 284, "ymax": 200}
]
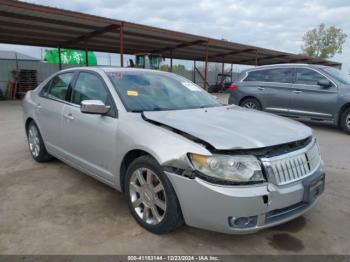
[{"xmin": 244, "ymin": 68, "xmax": 292, "ymax": 83}]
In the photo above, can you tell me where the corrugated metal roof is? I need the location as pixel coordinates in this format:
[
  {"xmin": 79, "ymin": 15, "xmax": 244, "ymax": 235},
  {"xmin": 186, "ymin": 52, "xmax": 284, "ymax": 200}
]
[
  {"xmin": 0, "ymin": 0, "xmax": 342, "ymax": 67},
  {"xmin": 0, "ymin": 50, "xmax": 40, "ymax": 60}
]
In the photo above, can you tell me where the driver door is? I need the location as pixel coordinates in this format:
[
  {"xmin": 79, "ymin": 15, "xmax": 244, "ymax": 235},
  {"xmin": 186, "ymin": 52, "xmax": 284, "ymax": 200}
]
[
  {"xmin": 289, "ymin": 68, "xmax": 338, "ymax": 120},
  {"xmin": 61, "ymin": 71, "xmax": 118, "ymax": 183}
]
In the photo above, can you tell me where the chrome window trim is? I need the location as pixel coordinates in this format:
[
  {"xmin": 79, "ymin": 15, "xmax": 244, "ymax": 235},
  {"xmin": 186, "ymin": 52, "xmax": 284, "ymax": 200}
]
[
  {"xmin": 68, "ymin": 70, "xmax": 119, "ymax": 118},
  {"xmin": 39, "ymin": 71, "xmax": 76, "ymax": 102},
  {"xmin": 294, "ymin": 67, "xmax": 338, "ymax": 88},
  {"xmin": 240, "ymin": 67, "xmax": 294, "ymax": 84},
  {"xmin": 241, "ymin": 66, "xmax": 338, "ymax": 88},
  {"xmin": 38, "ymin": 69, "xmax": 117, "ymax": 117}
]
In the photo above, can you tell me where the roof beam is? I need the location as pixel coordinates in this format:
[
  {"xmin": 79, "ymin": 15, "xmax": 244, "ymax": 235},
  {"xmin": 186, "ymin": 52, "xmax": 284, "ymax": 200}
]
[
  {"xmin": 0, "ymin": 10, "xmax": 111, "ymax": 30},
  {"xmin": 62, "ymin": 24, "xmax": 120, "ymax": 47},
  {"xmin": 0, "ymin": 20, "xmax": 86, "ymax": 36},
  {"xmin": 207, "ymin": 48, "xmax": 256, "ymax": 59},
  {"xmin": 288, "ymin": 58, "xmax": 312, "ymax": 63},
  {"xmin": 149, "ymin": 39, "xmax": 206, "ymax": 54},
  {"xmin": 238, "ymin": 54, "xmax": 290, "ymax": 64}
]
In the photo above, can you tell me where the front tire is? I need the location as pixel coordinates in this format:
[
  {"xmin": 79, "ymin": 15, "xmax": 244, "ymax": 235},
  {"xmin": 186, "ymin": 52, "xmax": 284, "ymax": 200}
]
[
  {"xmin": 240, "ymin": 98, "xmax": 262, "ymax": 110},
  {"xmin": 26, "ymin": 121, "xmax": 52, "ymax": 162},
  {"xmin": 340, "ymin": 108, "xmax": 350, "ymax": 134},
  {"xmin": 125, "ymin": 156, "xmax": 183, "ymax": 234}
]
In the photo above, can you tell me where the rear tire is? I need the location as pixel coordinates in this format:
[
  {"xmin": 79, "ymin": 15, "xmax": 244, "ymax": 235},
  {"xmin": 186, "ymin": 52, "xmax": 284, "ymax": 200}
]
[
  {"xmin": 240, "ymin": 98, "xmax": 262, "ymax": 110},
  {"xmin": 340, "ymin": 108, "xmax": 350, "ymax": 134},
  {"xmin": 26, "ymin": 121, "xmax": 53, "ymax": 162},
  {"xmin": 125, "ymin": 155, "xmax": 184, "ymax": 234}
]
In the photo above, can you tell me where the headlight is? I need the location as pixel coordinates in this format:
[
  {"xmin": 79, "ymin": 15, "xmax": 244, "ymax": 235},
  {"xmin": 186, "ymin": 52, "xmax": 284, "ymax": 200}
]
[{"xmin": 189, "ymin": 153, "xmax": 265, "ymax": 184}]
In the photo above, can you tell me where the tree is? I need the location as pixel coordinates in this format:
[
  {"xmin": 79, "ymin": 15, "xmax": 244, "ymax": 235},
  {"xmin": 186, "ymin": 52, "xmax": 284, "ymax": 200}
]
[
  {"xmin": 301, "ymin": 24, "xmax": 347, "ymax": 59},
  {"xmin": 159, "ymin": 64, "xmax": 186, "ymax": 73},
  {"xmin": 159, "ymin": 64, "xmax": 169, "ymax": 72}
]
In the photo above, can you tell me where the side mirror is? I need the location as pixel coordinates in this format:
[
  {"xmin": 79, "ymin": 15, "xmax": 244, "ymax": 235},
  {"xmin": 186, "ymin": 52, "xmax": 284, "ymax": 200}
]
[
  {"xmin": 318, "ymin": 79, "xmax": 332, "ymax": 88},
  {"xmin": 80, "ymin": 100, "xmax": 110, "ymax": 114}
]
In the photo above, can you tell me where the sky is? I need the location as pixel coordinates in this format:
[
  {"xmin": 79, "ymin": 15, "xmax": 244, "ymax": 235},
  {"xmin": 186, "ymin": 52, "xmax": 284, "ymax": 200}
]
[{"xmin": 1, "ymin": 0, "xmax": 349, "ymax": 72}]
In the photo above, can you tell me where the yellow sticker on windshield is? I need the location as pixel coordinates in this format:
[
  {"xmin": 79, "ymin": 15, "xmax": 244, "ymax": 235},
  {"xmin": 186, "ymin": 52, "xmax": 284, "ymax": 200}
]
[{"xmin": 127, "ymin": 90, "xmax": 139, "ymax": 96}]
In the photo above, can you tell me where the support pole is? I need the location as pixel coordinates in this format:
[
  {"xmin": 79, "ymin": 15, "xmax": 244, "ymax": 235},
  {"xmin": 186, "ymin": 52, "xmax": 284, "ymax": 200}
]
[
  {"xmin": 221, "ymin": 57, "xmax": 225, "ymax": 76},
  {"xmin": 15, "ymin": 52, "xmax": 18, "ymax": 71},
  {"xmin": 58, "ymin": 47, "xmax": 62, "ymax": 70},
  {"xmin": 230, "ymin": 63, "xmax": 233, "ymax": 82},
  {"xmin": 119, "ymin": 23, "xmax": 124, "ymax": 67},
  {"xmin": 193, "ymin": 60, "xmax": 196, "ymax": 83},
  {"xmin": 170, "ymin": 50, "xmax": 173, "ymax": 72},
  {"xmin": 204, "ymin": 41, "xmax": 209, "ymax": 90},
  {"xmin": 255, "ymin": 49, "xmax": 258, "ymax": 66},
  {"xmin": 85, "ymin": 48, "xmax": 89, "ymax": 66},
  {"xmin": 220, "ymin": 57, "xmax": 225, "ymax": 87}
]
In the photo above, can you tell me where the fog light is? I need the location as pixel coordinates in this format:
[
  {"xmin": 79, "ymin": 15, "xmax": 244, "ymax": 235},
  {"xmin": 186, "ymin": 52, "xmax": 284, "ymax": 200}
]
[{"xmin": 229, "ymin": 216, "xmax": 257, "ymax": 229}]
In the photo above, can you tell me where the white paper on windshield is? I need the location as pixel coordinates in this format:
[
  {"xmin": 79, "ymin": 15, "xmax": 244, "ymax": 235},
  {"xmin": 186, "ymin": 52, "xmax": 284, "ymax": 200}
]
[{"xmin": 182, "ymin": 82, "xmax": 201, "ymax": 91}]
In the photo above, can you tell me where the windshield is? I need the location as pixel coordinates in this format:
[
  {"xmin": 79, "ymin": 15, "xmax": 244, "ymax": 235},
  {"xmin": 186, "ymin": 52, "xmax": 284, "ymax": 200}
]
[
  {"xmin": 107, "ymin": 71, "xmax": 221, "ymax": 112},
  {"xmin": 321, "ymin": 67, "xmax": 350, "ymax": 85}
]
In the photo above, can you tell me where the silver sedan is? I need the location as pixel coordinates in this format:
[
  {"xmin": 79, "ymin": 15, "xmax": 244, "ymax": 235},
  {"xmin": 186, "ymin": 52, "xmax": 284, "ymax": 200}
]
[{"xmin": 22, "ymin": 67, "xmax": 325, "ymax": 234}]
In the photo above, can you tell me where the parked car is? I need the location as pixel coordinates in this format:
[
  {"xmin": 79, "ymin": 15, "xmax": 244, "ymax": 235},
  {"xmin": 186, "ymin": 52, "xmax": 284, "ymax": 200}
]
[
  {"xmin": 228, "ymin": 64, "xmax": 350, "ymax": 134},
  {"xmin": 23, "ymin": 67, "xmax": 325, "ymax": 234}
]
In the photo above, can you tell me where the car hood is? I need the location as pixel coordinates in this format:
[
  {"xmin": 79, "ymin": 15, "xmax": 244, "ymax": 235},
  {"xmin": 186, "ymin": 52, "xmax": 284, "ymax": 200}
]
[{"xmin": 143, "ymin": 106, "xmax": 312, "ymax": 150}]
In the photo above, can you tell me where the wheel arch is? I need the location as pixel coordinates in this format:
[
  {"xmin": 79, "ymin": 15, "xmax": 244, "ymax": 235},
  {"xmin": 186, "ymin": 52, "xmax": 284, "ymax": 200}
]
[
  {"xmin": 119, "ymin": 149, "xmax": 155, "ymax": 193},
  {"xmin": 338, "ymin": 102, "xmax": 350, "ymax": 126},
  {"xmin": 25, "ymin": 117, "xmax": 35, "ymax": 135}
]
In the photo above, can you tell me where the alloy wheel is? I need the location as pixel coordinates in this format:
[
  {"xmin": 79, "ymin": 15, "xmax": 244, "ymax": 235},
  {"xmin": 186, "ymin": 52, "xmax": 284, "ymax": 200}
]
[
  {"xmin": 346, "ymin": 112, "xmax": 350, "ymax": 129},
  {"xmin": 129, "ymin": 168, "xmax": 167, "ymax": 225},
  {"xmin": 28, "ymin": 124, "xmax": 41, "ymax": 158},
  {"xmin": 243, "ymin": 102, "xmax": 258, "ymax": 109}
]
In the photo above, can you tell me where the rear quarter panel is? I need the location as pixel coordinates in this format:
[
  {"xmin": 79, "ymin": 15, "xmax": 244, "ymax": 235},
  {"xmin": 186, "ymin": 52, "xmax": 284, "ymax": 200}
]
[{"xmin": 229, "ymin": 81, "xmax": 266, "ymax": 108}]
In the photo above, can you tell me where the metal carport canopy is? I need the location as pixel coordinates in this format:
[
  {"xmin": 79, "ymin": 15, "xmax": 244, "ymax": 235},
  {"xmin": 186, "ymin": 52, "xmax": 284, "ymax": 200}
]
[{"xmin": 0, "ymin": 0, "xmax": 341, "ymax": 68}]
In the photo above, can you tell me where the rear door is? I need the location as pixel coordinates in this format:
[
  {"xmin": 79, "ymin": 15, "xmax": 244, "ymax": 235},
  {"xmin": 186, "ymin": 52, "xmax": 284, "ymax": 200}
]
[
  {"xmin": 244, "ymin": 68, "xmax": 293, "ymax": 115},
  {"xmin": 61, "ymin": 71, "xmax": 118, "ymax": 182},
  {"xmin": 35, "ymin": 72, "xmax": 75, "ymax": 154},
  {"xmin": 289, "ymin": 67, "xmax": 338, "ymax": 120}
]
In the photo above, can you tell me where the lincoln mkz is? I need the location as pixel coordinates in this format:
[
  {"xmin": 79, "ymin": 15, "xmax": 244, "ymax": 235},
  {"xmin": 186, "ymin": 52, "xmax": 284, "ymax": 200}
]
[{"xmin": 23, "ymin": 68, "xmax": 325, "ymax": 234}]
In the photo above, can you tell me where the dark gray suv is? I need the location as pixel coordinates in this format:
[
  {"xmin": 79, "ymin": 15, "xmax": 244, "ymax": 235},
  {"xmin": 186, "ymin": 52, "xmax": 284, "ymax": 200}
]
[{"xmin": 228, "ymin": 64, "xmax": 350, "ymax": 134}]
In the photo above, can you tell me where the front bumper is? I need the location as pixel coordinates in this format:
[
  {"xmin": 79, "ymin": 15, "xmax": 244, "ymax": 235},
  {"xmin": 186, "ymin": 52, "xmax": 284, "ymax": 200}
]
[{"xmin": 166, "ymin": 162, "xmax": 325, "ymax": 234}]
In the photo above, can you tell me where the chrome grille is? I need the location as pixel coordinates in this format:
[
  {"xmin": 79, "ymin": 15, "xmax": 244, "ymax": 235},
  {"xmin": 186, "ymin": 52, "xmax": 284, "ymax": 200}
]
[{"xmin": 263, "ymin": 141, "xmax": 321, "ymax": 186}]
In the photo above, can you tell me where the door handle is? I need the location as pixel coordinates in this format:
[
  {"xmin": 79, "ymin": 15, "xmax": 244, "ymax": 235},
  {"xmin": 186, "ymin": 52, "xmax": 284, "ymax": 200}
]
[
  {"xmin": 293, "ymin": 90, "xmax": 302, "ymax": 94},
  {"xmin": 258, "ymin": 87, "xmax": 265, "ymax": 91},
  {"xmin": 64, "ymin": 113, "xmax": 74, "ymax": 121},
  {"xmin": 35, "ymin": 104, "xmax": 41, "ymax": 111}
]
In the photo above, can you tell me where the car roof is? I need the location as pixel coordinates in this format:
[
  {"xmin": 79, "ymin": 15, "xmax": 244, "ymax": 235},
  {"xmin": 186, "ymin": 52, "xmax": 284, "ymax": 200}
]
[
  {"xmin": 242, "ymin": 63, "xmax": 331, "ymax": 73},
  {"xmin": 57, "ymin": 67, "xmax": 168, "ymax": 74}
]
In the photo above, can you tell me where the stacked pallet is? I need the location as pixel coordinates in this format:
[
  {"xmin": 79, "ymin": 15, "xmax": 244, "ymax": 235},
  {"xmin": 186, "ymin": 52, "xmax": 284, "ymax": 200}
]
[{"xmin": 7, "ymin": 70, "xmax": 38, "ymax": 99}]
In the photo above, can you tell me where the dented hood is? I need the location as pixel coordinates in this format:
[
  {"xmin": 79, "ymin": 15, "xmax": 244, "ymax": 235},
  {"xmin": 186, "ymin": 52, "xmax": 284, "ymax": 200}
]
[{"xmin": 143, "ymin": 106, "xmax": 312, "ymax": 150}]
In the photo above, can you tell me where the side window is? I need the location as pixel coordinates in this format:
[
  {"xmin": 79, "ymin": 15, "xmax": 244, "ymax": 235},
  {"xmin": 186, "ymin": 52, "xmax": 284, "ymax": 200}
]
[
  {"xmin": 47, "ymin": 73, "xmax": 74, "ymax": 100},
  {"xmin": 71, "ymin": 72, "xmax": 109, "ymax": 105},
  {"xmin": 266, "ymin": 68, "xmax": 292, "ymax": 83},
  {"xmin": 40, "ymin": 80, "xmax": 52, "ymax": 97},
  {"xmin": 295, "ymin": 68, "xmax": 327, "ymax": 85},
  {"xmin": 244, "ymin": 69, "xmax": 292, "ymax": 83},
  {"xmin": 244, "ymin": 70, "xmax": 268, "ymax": 82}
]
